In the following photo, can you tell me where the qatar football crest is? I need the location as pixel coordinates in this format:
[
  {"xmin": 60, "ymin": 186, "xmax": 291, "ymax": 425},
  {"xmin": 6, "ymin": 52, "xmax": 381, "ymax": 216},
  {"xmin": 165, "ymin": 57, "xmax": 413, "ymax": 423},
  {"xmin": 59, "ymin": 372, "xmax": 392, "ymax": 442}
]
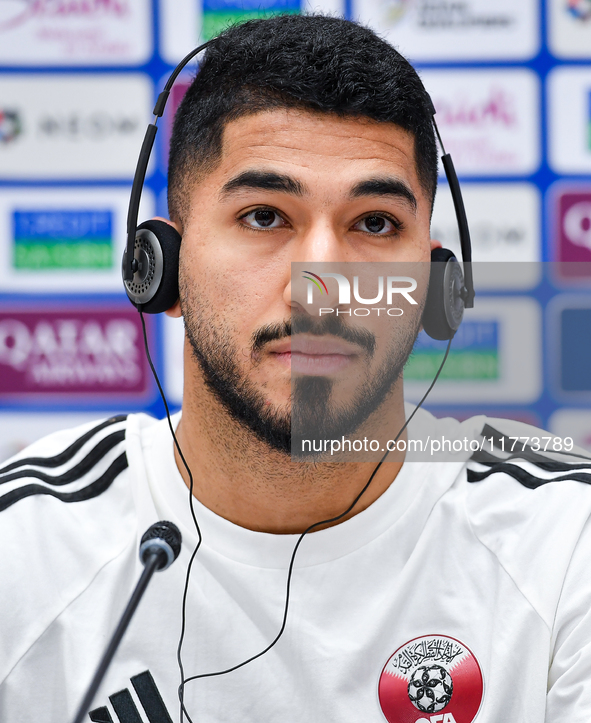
[{"xmin": 378, "ymin": 635, "xmax": 483, "ymax": 723}]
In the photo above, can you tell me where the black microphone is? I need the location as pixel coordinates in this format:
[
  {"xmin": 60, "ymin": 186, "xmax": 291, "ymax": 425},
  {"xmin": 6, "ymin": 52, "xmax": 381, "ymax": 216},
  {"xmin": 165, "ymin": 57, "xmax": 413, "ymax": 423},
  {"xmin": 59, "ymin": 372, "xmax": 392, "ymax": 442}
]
[
  {"xmin": 140, "ymin": 520, "xmax": 182, "ymax": 570},
  {"xmin": 71, "ymin": 521, "xmax": 182, "ymax": 723}
]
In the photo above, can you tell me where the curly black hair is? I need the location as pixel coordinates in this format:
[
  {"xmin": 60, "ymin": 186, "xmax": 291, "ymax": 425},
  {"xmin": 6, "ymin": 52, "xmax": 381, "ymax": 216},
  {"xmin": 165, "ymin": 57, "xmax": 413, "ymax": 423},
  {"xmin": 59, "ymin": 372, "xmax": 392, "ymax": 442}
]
[{"xmin": 168, "ymin": 14, "xmax": 438, "ymax": 224}]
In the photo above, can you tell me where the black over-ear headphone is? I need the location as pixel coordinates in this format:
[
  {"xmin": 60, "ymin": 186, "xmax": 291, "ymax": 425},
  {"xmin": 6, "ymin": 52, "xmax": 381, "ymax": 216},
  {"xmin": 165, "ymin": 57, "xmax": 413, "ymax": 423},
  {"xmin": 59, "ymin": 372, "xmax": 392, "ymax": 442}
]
[{"xmin": 122, "ymin": 41, "xmax": 475, "ymax": 339}]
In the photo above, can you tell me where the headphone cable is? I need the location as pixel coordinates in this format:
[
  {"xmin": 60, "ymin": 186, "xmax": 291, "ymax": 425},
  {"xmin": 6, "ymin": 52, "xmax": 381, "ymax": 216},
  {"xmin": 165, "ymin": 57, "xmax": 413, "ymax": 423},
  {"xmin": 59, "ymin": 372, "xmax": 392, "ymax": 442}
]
[{"xmin": 139, "ymin": 310, "xmax": 453, "ymax": 723}]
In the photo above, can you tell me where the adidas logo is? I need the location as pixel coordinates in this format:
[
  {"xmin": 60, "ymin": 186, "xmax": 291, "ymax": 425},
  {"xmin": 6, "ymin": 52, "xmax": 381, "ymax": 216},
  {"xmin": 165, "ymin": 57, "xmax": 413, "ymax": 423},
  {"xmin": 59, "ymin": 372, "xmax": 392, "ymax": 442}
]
[{"xmin": 89, "ymin": 670, "xmax": 172, "ymax": 723}]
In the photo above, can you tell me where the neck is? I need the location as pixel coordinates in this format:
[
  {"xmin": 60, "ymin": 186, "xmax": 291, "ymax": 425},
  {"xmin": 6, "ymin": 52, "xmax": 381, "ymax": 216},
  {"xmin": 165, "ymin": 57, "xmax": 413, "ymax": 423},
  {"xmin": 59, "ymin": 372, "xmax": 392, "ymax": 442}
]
[{"xmin": 174, "ymin": 356, "xmax": 407, "ymax": 535}]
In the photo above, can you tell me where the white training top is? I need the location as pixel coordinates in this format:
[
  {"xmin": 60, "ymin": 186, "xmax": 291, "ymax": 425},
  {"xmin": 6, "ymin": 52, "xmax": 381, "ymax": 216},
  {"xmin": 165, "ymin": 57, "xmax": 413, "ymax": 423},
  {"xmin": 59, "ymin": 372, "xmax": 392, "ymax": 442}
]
[{"xmin": 1, "ymin": 409, "xmax": 591, "ymax": 723}]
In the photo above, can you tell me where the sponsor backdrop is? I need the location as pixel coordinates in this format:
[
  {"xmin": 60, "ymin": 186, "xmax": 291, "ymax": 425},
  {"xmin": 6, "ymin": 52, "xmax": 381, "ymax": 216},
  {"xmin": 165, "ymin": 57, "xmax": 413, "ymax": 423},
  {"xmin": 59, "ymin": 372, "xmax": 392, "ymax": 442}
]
[{"xmin": 0, "ymin": 0, "xmax": 590, "ymax": 460}]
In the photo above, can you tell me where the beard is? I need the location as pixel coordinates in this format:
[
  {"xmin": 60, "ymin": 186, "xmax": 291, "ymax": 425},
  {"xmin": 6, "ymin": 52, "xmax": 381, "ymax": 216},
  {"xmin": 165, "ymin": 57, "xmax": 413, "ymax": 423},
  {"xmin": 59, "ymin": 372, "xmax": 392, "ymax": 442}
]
[
  {"xmin": 181, "ymin": 292, "xmax": 422, "ymax": 458},
  {"xmin": 289, "ymin": 312, "xmax": 420, "ymax": 458}
]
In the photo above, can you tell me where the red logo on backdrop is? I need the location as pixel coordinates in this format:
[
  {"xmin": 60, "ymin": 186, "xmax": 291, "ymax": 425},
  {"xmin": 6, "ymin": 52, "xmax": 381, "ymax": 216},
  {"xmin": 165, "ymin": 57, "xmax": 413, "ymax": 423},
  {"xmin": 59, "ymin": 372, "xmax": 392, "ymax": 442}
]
[
  {"xmin": 0, "ymin": 0, "xmax": 129, "ymax": 33},
  {"xmin": 0, "ymin": 306, "xmax": 150, "ymax": 399},
  {"xmin": 555, "ymin": 189, "xmax": 591, "ymax": 279},
  {"xmin": 378, "ymin": 635, "xmax": 483, "ymax": 723}
]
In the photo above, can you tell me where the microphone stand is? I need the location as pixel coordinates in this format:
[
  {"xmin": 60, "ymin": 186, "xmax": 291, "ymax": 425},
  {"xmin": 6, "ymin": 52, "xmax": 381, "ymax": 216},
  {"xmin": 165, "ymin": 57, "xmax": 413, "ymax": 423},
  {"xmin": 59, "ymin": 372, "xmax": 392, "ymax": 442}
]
[{"xmin": 71, "ymin": 550, "xmax": 165, "ymax": 723}]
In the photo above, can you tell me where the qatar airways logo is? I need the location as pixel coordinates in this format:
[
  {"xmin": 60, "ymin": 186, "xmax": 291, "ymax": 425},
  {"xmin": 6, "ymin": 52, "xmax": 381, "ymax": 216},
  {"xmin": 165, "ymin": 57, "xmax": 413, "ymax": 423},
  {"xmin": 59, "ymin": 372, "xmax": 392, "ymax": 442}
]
[
  {"xmin": 302, "ymin": 270, "xmax": 418, "ymax": 317},
  {"xmin": 0, "ymin": 0, "xmax": 129, "ymax": 32},
  {"xmin": 0, "ymin": 308, "xmax": 148, "ymax": 397}
]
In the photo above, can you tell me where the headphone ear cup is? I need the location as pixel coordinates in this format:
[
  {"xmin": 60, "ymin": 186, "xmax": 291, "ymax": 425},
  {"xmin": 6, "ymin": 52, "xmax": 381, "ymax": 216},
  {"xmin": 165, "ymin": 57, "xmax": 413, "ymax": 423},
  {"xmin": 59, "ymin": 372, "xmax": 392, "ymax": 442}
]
[
  {"xmin": 422, "ymin": 247, "xmax": 465, "ymax": 341},
  {"xmin": 122, "ymin": 220, "xmax": 181, "ymax": 314}
]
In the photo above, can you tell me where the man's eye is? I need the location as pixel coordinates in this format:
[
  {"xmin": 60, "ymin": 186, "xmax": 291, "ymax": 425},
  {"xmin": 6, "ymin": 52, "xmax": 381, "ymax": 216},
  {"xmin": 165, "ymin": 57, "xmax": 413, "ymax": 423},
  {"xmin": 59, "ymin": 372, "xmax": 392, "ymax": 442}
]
[
  {"xmin": 353, "ymin": 215, "xmax": 401, "ymax": 235},
  {"xmin": 240, "ymin": 209, "xmax": 286, "ymax": 229}
]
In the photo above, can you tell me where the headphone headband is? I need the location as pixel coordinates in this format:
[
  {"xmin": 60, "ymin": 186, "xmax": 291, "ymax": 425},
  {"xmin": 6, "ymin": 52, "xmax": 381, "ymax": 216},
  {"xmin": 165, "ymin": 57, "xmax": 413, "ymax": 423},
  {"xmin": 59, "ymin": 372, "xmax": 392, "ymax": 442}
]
[
  {"xmin": 123, "ymin": 41, "xmax": 213, "ymax": 282},
  {"xmin": 123, "ymin": 36, "xmax": 474, "ymax": 310}
]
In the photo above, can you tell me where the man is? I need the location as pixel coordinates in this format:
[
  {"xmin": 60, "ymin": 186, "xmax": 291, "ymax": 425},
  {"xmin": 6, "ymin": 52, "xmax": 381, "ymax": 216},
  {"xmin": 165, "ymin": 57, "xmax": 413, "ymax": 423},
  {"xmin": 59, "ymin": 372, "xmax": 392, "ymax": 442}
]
[{"xmin": 1, "ymin": 14, "xmax": 590, "ymax": 723}]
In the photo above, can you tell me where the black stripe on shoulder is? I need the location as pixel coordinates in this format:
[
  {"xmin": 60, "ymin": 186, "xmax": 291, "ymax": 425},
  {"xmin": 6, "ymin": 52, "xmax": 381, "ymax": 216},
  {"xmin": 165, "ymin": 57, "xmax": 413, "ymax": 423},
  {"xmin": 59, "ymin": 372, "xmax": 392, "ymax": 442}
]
[
  {"xmin": 0, "ymin": 415, "xmax": 127, "ymax": 475},
  {"xmin": 467, "ymin": 462, "xmax": 591, "ymax": 488},
  {"xmin": 469, "ymin": 423, "xmax": 591, "ymax": 488},
  {"xmin": 0, "ymin": 452, "xmax": 128, "ymax": 513},
  {"xmin": 471, "ymin": 447, "xmax": 591, "ymax": 474},
  {"xmin": 0, "ymin": 429, "xmax": 125, "ymax": 487}
]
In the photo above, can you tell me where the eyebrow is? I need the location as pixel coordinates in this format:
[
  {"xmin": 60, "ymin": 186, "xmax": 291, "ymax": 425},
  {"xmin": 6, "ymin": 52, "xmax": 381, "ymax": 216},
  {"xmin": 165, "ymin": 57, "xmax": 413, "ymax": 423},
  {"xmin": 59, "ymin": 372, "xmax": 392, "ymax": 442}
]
[
  {"xmin": 220, "ymin": 170, "xmax": 306, "ymax": 199},
  {"xmin": 219, "ymin": 170, "xmax": 417, "ymax": 214},
  {"xmin": 350, "ymin": 177, "xmax": 417, "ymax": 214}
]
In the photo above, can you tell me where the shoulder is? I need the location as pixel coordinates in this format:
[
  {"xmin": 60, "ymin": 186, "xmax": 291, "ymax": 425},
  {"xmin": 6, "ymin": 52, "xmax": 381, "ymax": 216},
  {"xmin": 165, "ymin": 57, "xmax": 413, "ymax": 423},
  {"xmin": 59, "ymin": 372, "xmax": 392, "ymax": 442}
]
[
  {"xmin": 407, "ymin": 408, "xmax": 591, "ymax": 521},
  {"xmin": 463, "ymin": 415, "xmax": 591, "ymax": 525},
  {"xmin": 456, "ymin": 415, "xmax": 591, "ymax": 625},
  {"xmin": 467, "ymin": 416, "xmax": 591, "ymax": 489},
  {"xmin": 0, "ymin": 413, "xmax": 157, "ymax": 682},
  {"xmin": 0, "ymin": 414, "xmax": 129, "ymax": 514},
  {"xmin": 0, "ymin": 412, "xmax": 162, "ymax": 511},
  {"xmin": 0, "ymin": 411, "xmax": 166, "ymax": 539}
]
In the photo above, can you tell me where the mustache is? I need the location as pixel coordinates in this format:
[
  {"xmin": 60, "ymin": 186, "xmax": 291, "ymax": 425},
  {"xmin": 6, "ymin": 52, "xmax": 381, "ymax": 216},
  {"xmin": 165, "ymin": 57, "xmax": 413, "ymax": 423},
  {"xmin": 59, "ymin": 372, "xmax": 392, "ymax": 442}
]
[{"xmin": 251, "ymin": 313, "xmax": 376, "ymax": 356}]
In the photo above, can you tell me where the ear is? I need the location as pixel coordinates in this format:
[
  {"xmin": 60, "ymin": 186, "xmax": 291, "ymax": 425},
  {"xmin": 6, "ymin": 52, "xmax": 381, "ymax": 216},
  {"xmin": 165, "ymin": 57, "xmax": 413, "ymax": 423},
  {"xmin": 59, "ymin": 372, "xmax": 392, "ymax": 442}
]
[
  {"xmin": 154, "ymin": 216, "xmax": 182, "ymax": 235},
  {"xmin": 165, "ymin": 299, "xmax": 182, "ymax": 318}
]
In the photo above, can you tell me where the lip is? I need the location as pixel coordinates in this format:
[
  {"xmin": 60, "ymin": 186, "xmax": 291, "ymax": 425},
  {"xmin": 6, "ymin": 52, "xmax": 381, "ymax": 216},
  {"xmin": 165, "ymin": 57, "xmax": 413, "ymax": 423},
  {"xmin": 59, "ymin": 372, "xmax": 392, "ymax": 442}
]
[{"xmin": 269, "ymin": 334, "xmax": 361, "ymax": 375}]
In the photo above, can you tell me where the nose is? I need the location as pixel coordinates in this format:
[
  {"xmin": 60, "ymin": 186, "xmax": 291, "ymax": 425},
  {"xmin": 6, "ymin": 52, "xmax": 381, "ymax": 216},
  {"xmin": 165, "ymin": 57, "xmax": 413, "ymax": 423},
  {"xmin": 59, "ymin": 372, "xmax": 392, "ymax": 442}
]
[{"xmin": 283, "ymin": 222, "xmax": 349, "ymax": 312}]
